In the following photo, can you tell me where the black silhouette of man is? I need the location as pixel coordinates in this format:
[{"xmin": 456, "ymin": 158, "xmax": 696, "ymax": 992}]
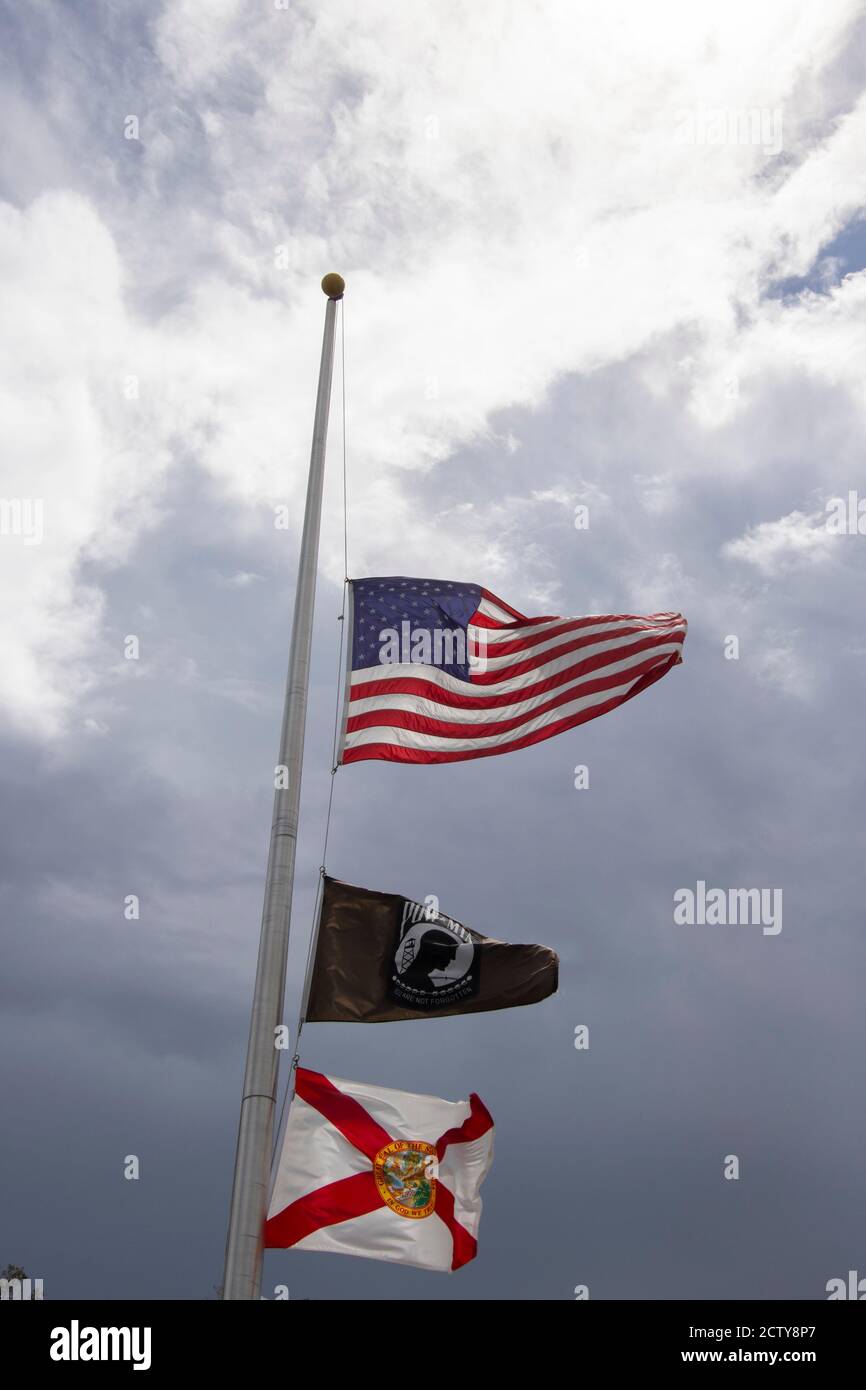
[{"xmin": 400, "ymin": 928, "xmax": 459, "ymax": 991}]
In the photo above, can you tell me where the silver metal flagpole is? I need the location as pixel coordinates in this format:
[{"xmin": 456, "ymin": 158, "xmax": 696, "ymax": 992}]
[{"xmin": 222, "ymin": 272, "xmax": 345, "ymax": 1301}]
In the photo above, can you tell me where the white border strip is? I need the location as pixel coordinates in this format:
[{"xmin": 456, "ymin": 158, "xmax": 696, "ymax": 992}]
[{"xmin": 334, "ymin": 579, "xmax": 355, "ymax": 765}]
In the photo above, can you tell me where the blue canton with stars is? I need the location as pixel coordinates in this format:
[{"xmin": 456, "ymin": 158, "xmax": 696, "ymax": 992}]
[{"xmin": 351, "ymin": 577, "xmax": 482, "ymax": 682}]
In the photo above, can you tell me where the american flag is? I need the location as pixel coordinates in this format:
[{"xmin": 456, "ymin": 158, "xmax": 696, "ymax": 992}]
[{"xmin": 339, "ymin": 577, "xmax": 687, "ymax": 766}]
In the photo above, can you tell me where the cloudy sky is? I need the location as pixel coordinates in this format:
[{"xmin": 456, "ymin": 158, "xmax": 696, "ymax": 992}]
[{"xmin": 2, "ymin": 0, "xmax": 866, "ymax": 1300}]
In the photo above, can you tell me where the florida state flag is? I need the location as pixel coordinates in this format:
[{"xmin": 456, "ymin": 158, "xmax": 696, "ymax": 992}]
[{"xmin": 265, "ymin": 1068, "xmax": 494, "ymax": 1272}]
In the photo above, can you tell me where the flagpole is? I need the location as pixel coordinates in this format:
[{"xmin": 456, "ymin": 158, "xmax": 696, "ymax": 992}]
[{"xmin": 222, "ymin": 272, "xmax": 345, "ymax": 1301}]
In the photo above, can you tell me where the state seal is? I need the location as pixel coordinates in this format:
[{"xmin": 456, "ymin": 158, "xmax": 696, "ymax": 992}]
[{"xmin": 373, "ymin": 1139, "xmax": 438, "ymax": 1219}]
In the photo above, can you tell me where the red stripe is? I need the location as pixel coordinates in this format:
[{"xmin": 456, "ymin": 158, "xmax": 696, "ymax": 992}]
[
  {"xmin": 436, "ymin": 1092, "xmax": 494, "ymax": 1160},
  {"xmin": 264, "ymin": 1171, "xmax": 382, "ymax": 1249},
  {"xmin": 342, "ymin": 654, "xmax": 682, "ymax": 764},
  {"xmin": 294, "ymin": 1068, "xmax": 392, "ymax": 1161},
  {"xmin": 350, "ymin": 629, "xmax": 684, "ymax": 711},
  {"xmin": 347, "ymin": 649, "xmax": 680, "ymax": 740},
  {"xmin": 434, "ymin": 1182, "xmax": 478, "ymax": 1270},
  {"xmin": 468, "ymin": 611, "xmax": 509, "ymax": 630}
]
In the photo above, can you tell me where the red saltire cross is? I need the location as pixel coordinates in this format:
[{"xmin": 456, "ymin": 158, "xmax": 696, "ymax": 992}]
[{"xmin": 265, "ymin": 1068, "xmax": 493, "ymax": 1270}]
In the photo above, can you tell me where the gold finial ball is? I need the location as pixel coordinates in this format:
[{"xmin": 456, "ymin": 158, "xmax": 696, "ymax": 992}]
[{"xmin": 321, "ymin": 272, "xmax": 345, "ymax": 299}]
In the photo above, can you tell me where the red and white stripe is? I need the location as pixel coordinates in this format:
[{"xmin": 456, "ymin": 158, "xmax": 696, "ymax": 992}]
[{"xmin": 340, "ymin": 587, "xmax": 687, "ymax": 765}]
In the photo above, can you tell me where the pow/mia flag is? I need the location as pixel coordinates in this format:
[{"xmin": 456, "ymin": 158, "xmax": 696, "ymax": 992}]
[{"xmin": 305, "ymin": 876, "xmax": 558, "ymax": 1023}]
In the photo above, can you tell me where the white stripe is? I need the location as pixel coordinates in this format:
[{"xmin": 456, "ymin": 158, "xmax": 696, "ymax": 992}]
[
  {"xmin": 344, "ymin": 662, "xmax": 678, "ymax": 753},
  {"xmin": 348, "ymin": 640, "xmax": 684, "ymax": 725}
]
